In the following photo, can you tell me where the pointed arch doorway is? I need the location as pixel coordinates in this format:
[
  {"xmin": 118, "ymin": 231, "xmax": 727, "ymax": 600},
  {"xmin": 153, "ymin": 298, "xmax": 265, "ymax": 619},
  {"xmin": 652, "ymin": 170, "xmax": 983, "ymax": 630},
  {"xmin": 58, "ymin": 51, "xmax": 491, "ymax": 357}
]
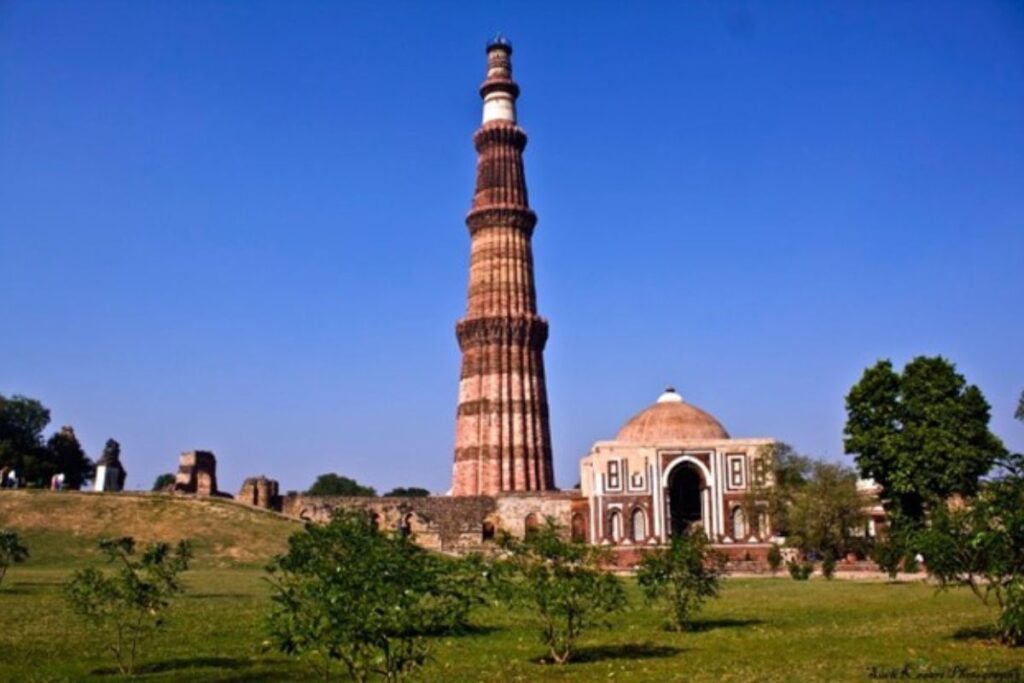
[{"xmin": 667, "ymin": 463, "xmax": 704, "ymax": 537}]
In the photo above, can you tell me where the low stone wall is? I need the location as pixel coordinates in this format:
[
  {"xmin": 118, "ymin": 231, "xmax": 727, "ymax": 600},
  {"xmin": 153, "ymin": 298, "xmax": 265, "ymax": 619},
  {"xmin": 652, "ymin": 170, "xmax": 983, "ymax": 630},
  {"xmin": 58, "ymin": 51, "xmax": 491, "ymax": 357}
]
[{"xmin": 279, "ymin": 491, "xmax": 580, "ymax": 553}]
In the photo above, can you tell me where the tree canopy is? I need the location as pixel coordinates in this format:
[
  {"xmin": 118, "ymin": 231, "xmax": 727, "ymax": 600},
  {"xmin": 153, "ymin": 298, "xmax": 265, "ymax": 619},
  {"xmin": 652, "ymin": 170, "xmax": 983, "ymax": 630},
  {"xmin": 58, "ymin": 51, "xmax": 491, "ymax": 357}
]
[
  {"xmin": 844, "ymin": 356, "xmax": 1006, "ymax": 526},
  {"xmin": 305, "ymin": 473, "xmax": 376, "ymax": 497},
  {"xmin": 0, "ymin": 393, "xmax": 94, "ymax": 488},
  {"xmin": 382, "ymin": 486, "xmax": 430, "ymax": 498},
  {"xmin": 46, "ymin": 427, "xmax": 93, "ymax": 490}
]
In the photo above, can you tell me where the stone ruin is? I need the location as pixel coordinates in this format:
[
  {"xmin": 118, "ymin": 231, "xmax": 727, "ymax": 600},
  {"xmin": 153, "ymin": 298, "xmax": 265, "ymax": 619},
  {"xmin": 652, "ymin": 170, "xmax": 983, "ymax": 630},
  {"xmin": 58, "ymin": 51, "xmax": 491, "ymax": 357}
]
[
  {"xmin": 173, "ymin": 450, "xmax": 221, "ymax": 497},
  {"xmin": 237, "ymin": 475, "xmax": 280, "ymax": 511}
]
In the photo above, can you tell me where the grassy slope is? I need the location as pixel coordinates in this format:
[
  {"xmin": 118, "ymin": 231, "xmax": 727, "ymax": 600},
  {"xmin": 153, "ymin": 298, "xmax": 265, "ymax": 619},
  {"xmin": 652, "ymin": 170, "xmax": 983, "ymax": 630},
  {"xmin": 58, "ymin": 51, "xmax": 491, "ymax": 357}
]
[
  {"xmin": 0, "ymin": 490, "xmax": 300, "ymax": 568},
  {"xmin": 0, "ymin": 492, "xmax": 1021, "ymax": 681}
]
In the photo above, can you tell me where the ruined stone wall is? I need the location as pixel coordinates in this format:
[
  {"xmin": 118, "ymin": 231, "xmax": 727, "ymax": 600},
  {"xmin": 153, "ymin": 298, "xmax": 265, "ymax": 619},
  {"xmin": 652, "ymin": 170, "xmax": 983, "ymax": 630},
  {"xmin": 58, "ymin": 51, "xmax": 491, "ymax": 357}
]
[
  {"xmin": 279, "ymin": 491, "xmax": 581, "ymax": 553},
  {"xmin": 174, "ymin": 450, "xmax": 219, "ymax": 497},
  {"xmin": 237, "ymin": 476, "xmax": 280, "ymax": 511}
]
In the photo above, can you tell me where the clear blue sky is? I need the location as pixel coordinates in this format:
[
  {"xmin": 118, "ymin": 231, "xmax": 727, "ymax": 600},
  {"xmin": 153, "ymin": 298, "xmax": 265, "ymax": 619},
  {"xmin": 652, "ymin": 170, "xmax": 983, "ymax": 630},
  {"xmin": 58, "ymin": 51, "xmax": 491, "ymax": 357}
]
[{"xmin": 2, "ymin": 1, "xmax": 1022, "ymax": 494}]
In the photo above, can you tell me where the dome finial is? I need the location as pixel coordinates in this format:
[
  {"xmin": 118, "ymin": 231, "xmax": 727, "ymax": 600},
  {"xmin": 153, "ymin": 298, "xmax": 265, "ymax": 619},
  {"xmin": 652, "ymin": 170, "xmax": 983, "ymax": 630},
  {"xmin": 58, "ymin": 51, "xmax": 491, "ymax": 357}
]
[{"xmin": 657, "ymin": 386, "xmax": 683, "ymax": 403}]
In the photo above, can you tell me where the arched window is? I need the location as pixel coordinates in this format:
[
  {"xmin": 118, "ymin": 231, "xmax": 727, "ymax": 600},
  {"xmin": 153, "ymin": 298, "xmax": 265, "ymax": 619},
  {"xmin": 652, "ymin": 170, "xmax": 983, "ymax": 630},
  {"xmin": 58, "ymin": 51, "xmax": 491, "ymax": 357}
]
[
  {"xmin": 570, "ymin": 513, "xmax": 586, "ymax": 542},
  {"xmin": 731, "ymin": 506, "xmax": 746, "ymax": 541},
  {"xmin": 482, "ymin": 520, "xmax": 496, "ymax": 542},
  {"xmin": 524, "ymin": 512, "xmax": 540, "ymax": 538},
  {"xmin": 608, "ymin": 510, "xmax": 623, "ymax": 543},
  {"xmin": 631, "ymin": 508, "xmax": 647, "ymax": 542}
]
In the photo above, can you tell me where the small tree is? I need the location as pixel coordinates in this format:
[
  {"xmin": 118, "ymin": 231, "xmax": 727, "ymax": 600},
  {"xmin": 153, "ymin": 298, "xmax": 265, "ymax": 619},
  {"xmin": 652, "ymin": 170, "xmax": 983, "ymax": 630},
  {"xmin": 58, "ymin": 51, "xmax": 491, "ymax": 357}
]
[
  {"xmin": 305, "ymin": 473, "xmax": 376, "ymax": 497},
  {"xmin": 499, "ymin": 519, "xmax": 626, "ymax": 664},
  {"xmin": 784, "ymin": 461, "xmax": 868, "ymax": 560},
  {"xmin": 636, "ymin": 530, "xmax": 725, "ymax": 630},
  {"xmin": 64, "ymin": 537, "xmax": 192, "ymax": 676},
  {"xmin": 767, "ymin": 544, "xmax": 783, "ymax": 576},
  {"xmin": 266, "ymin": 510, "xmax": 478, "ymax": 681},
  {"xmin": 0, "ymin": 530, "xmax": 29, "ymax": 588},
  {"xmin": 151, "ymin": 473, "xmax": 175, "ymax": 491},
  {"xmin": 917, "ymin": 467, "xmax": 1024, "ymax": 646},
  {"xmin": 821, "ymin": 551, "xmax": 837, "ymax": 580},
  {"xmin": 871, "ymin": 534, "xmax": 904, "ymax": 582}
]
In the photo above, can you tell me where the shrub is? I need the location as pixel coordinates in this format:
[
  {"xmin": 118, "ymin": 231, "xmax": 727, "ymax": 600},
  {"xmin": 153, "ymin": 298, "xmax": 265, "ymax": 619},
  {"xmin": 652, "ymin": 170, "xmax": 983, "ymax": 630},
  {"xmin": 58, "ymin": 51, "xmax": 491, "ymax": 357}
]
[
  {"xmin": 787, "ymin": 560, "xmax": 813, "ymax": 580},
  {"xmin": 917, "ymin": 469, "xmax": 1024, "ymax": 646},
  {"xmin": 64, "ymin": 537, "xmax": 191, "ymax": 676},
  {"xmin": 821, "ymin": 551, "xmax": 837, "ymax": 580},
  {"xmin": 499, "ymin": 518, "xmax": 626, "ymax": 664},
  {"xmin": 636, "ymin": 530, "xmax": 725, "ymax": 631},
  {"xmin": 871, "ymin": 535, "xmax": 903, "ymax": 581},
  {"xmin": 0, "ymin": 530, "xmax": 29, "ymax": 588},
  {"xmin": 767, "ymin": 544, "xmax": 783, "ymax": 576},
  {"xmin": 266, "ymin": 510, "xmax": 484, "ymax": 681}
]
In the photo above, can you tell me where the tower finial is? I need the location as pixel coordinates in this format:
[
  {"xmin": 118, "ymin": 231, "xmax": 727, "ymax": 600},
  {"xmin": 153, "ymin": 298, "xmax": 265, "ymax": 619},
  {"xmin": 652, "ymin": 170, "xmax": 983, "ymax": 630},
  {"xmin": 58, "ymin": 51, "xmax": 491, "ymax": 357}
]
[{"xmin": 487, "ymin": 33, "xmax": 512, "ymax": 52}]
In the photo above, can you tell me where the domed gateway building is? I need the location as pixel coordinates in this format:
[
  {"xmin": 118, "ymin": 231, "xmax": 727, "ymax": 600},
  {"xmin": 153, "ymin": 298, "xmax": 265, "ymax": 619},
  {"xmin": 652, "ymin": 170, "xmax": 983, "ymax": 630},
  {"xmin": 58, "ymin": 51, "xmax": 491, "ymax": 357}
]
[{"xmin": 578, "ymin": 388, "xmax": 777, "ymax": 564}]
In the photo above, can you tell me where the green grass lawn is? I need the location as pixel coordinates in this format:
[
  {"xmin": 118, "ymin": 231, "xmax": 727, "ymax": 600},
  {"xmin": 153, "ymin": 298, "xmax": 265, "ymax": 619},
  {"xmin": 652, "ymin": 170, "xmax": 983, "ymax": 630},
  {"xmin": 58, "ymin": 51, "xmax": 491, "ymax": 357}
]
[
  {"xmin": 1, "ymin": 492, "xmax": 1021, "ymax": 681},
  {"xmin": 1, "ymin": 568, "xmax": 1020, "ymax": 682}
]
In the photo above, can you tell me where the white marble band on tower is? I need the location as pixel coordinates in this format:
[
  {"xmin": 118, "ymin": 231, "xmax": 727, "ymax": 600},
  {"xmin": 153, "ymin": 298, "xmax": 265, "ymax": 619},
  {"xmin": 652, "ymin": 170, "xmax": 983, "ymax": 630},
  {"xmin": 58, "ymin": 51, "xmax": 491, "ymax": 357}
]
[{"xmin": 481, "ymin": 35, "xmax": 518, "ymax": 124}]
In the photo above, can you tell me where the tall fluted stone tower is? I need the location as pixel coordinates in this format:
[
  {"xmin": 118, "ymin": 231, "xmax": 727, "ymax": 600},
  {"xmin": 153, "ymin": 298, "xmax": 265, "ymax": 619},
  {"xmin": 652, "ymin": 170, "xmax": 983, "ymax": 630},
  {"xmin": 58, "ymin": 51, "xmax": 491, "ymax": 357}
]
[{"xmin": 452, "ymin": 37, "xmax": 555, "ymax": 496}]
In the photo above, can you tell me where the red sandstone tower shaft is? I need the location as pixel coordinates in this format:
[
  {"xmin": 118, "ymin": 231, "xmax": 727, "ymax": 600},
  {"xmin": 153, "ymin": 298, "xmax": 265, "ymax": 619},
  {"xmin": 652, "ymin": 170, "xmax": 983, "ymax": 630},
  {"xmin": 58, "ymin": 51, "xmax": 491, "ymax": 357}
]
[{"xmin": 452, "ymin": 38, "xmax": 555, "ymax": 496}]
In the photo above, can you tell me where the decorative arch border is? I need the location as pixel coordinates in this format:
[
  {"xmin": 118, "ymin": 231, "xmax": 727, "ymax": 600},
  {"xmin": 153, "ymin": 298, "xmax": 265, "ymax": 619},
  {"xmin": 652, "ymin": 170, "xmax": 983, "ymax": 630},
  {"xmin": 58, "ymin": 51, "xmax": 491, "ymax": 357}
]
[
  {"xmin": 660, "ymin": 454, "xmax": 715, "ymax": 541},
  {"xmin": 661, "ymin": 454, "xmax": 712, "ymax": 488}
]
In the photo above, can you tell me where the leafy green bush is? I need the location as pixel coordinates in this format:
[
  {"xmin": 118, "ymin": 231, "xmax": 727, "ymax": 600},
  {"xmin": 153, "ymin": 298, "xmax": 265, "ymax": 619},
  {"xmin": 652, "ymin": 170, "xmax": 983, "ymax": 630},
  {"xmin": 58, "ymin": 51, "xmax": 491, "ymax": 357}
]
[
  {"xmin": 0, "ymin": 529, "xmax": 29, "ymax": 588},
  {"xmin": 918, "ymin": 468, "xmax": 1024, "ymax": 646},
  {"xmin": 767, "ymin": 544, "xmax": 783, "ymax": 576},
  {"xmin": 636, "ymin": 530, "xmax": 725, "ymax": 631},
  {"xmin": 64, "ymin": 537, "xmax": 192, "ymax": 676},
  {"xmin": 787, "ymin": 560, "xmax": 812, "ymax": 580},
  {"xmin": 821, "ymin": 551, "xmax": 837, "ymax": 580},
  {"xmin": 871, "ymin": 535, "xmax": 903, "ymax": 581},
  {"xmin": 499, "ymin": 518, "xmax": 626, "ymax": 663},
  {"xmin": 266, "ymin": 510, "xmax": 484, "ymax": 681}
]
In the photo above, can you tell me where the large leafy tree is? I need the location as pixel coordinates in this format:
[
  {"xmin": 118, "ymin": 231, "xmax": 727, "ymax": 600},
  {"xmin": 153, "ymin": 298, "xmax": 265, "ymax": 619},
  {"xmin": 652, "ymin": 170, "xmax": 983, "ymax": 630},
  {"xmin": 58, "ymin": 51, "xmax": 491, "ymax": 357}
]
[
  {"xmin": 46, "ymin": 426, "xmax": 94, "ymax": 489},
  {"xmin": 844, "ymin": 356, "xmax": 1006, "ymax": 527},
  {"xmin": 306, "ymin": 473, "xmax": 376, "ymax": 498},
  {"xmin": 785, "ymin": 461, "xmax": 868, "ymax": 559},
  {"xmin": 0, "ymin": 394, "xmax": 51, "ymax": 483},
  {"xmin": 0, "ymin": 394, "xmax": 94, "ymax": 488}
]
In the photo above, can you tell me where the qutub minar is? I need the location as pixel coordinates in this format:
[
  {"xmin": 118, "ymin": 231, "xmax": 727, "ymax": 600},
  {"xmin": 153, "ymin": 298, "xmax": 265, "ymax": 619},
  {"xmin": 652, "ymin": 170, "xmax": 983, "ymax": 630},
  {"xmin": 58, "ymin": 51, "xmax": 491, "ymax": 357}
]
[
  {"xmin": 452, "ymin": 36, "xmax": 555, "ymax": 496},
  {"xmin": 230, "ymin": 38, "xmax": 867, "ymax": 569}
]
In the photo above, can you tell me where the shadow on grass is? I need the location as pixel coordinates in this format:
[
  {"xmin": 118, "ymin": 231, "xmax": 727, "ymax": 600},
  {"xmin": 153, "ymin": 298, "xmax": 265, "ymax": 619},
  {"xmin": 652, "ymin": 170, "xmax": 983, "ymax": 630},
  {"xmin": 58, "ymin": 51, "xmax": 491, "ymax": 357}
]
[
  {"xmin": 686, "ymin": 617, "xmax": 764, "ymax": 632},
  {"xmin": 952, "ymin": 624, "xmax": 999, "ymax": 642},
  {"xmin": 422, "ymin": 623, "xmax": 502, "ymax": 638},
  {"xmin": 93, "ymin": 656, "xmax": 251, "ymax": 676},
  {"xmin": 563, "ymin": 642, "xmax": 683, "ymax": 664}
]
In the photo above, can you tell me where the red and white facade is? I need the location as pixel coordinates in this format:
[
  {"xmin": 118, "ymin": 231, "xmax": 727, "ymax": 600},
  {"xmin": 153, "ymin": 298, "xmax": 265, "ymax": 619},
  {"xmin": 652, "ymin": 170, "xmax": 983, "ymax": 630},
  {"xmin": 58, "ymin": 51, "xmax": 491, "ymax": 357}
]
[{"xmin": 578, "ymin": 388, "xmax": 777, "ymax": 563}]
